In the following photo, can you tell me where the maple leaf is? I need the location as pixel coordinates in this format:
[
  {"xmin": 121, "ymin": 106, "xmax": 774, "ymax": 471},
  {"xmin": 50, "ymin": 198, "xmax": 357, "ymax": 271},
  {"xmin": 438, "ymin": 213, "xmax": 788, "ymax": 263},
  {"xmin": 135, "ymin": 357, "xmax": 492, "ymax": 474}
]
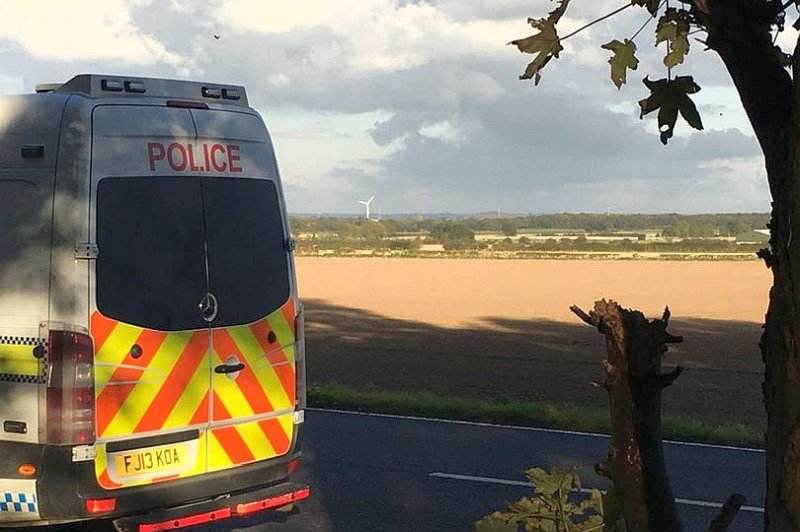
[
  {"xmin": 638, "ymin": 76, "xmax": 704, "ymax": 145},
  {"xmin": 656, "ymin": 8, "xmax": 692, "ymax": 68},
  {"xmin": 631, "ymin": 0, "xmax": 661, "ymax": 16},
  {"xmin": 601, "ymin": 39, "xmax": 639, "ymax": 89},
  {"xmin": 509, "ymin": 18, "xmax": 564, "ymax": 85}
]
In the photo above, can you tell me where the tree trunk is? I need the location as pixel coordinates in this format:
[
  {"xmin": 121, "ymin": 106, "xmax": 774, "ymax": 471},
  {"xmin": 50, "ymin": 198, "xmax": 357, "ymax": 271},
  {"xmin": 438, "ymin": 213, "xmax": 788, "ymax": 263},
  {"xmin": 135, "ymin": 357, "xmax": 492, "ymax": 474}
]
[
  {"xmin": 572, "ymin": 300, "xmax": 683, "ymax": 532},
  {"xmin": 701, "ymin": 1, "xmax": 798, "ymax": 530},
  {"xmin": 760, "ymin": 50, "xmax": 800, "ymax": 530}
]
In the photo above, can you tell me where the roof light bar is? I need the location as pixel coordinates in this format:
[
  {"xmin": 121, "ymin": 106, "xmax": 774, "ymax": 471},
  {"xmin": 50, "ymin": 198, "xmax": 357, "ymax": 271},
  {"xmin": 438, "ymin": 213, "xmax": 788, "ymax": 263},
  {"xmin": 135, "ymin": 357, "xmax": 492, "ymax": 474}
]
[
  {"xmin": 101, "ymin": 79, "xmax": 124, "ymax": 92},
  {"xmin": 222, "ymin": 88, "xmax": 240, "ymax": 100},
  {"xmin": 202, "ymin": 87, "xmax": 221, "ymax": 99},
  {"xmin": 125, "ymin": 81, "xmax": 146, "ymax": 93}
]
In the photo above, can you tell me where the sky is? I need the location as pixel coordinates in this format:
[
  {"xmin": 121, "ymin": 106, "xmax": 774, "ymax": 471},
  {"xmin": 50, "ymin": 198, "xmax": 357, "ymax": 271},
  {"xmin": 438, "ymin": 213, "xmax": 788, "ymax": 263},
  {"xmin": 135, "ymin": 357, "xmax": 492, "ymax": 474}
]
[{"xmin": 0, "ymin": 0, "xmax": 792, "ymax": 215}]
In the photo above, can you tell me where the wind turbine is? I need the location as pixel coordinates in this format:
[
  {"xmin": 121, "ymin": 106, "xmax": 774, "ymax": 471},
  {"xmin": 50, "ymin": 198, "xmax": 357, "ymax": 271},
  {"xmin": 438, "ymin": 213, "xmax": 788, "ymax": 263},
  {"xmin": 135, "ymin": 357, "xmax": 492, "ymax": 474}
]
[{"xmin": 358, "ymin": 196, "xmax": 375, "ymax": 220}]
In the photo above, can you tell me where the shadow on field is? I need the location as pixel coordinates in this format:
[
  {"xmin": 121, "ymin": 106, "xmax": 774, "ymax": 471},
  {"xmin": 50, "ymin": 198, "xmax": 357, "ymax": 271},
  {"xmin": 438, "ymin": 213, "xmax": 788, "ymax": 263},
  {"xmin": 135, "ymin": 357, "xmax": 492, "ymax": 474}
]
[{"xmin": 303, "ymin": 298, "xmax": 765, "ymax": 432}]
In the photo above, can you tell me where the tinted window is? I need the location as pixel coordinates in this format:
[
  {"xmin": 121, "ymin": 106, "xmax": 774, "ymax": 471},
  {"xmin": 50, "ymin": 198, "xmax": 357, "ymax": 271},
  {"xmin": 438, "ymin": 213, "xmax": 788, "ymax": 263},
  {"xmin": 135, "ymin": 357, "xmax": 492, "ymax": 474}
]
[
  {"xmin": 96, "ymin": 177, "xmax": 207, "ymax": 331},
  {"xmin": 202, "ymin": 178, "xmax": 289, "ymax": 327}
]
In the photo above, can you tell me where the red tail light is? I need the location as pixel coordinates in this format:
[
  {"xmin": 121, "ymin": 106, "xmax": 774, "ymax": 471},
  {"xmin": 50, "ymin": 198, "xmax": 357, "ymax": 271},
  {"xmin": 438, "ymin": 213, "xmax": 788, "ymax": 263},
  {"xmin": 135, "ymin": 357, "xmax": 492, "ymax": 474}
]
[
  {"xmin": 294, "ymin": 306, "xmax": 306, "ymax": 410},
  {"xmin": 85, "ymin": 497, "xmax": 116, "ymax": 514},
  {"xmin": 47, "ymin": 331, "xmax": 95, "ymax": 445}
]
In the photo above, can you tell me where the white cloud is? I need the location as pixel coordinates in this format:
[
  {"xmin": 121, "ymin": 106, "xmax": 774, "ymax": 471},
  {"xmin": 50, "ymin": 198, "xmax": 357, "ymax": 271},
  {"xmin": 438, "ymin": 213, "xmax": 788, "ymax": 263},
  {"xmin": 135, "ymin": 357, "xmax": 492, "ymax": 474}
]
[
  {"xmin": 212, "ymin": 0, "xmax": 527, "ymax": 74},
  {"xmin": 0, "ymin": 0, "xmax": 185, "ymax": 66},
  {"xmin": 419, "ymin": 120, "xmax": 463, "ymax": 142}
]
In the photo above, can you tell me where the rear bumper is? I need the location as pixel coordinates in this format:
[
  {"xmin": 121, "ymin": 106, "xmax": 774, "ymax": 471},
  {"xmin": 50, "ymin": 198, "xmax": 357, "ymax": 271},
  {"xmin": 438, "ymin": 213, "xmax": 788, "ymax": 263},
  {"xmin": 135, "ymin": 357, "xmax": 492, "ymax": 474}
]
[
  {"xmin": 0, "ymin": 429, "xmax": 304, "ymax": 527},
  {"xmin": 115, "ymin": 482, "xmax": 309, "ymax": 532}
]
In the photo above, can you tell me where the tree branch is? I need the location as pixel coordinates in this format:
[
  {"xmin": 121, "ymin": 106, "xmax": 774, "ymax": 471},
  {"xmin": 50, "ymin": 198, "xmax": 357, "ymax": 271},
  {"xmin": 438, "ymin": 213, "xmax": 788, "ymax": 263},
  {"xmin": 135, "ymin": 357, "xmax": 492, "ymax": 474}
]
[
  {"xmin": 707, "ymin": 493, "xmax": 746, "ymax": 532},
  {"xmin": 595, "ymin": 459, "xmax": 613, "ymax": 479},
  {"xmin": 665, "ymin": 332, "xmax": 684, "ymax": 344},
  {"xmin": 657, "ymin": 366, "xmax": 684, "ymax": 389},
  {"xmin": 570, "ymin": 304, "xmax": 598, "ymax": 327},
  {"xmin": 560, "ymin": 2, "xmax": 632, "ymax": 40}
]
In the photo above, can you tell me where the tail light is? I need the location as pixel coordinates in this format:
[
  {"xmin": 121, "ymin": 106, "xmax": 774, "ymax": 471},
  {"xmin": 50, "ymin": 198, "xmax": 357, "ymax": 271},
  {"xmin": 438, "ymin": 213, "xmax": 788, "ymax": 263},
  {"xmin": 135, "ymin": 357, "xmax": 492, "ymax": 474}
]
[
  {"xmin": 46, "ymin": 331, "xmax": 95, "ymax": 445},
  {"xmin": 295, "ymin": 305, "xmax": 306, "ymax": 410}
]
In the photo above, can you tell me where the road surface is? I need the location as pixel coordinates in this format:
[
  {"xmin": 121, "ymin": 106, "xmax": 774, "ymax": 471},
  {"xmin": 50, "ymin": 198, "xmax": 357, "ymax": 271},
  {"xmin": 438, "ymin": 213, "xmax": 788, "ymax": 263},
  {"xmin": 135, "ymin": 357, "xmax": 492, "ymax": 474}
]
[{"xmin": 207, "ymin": 408, "xmax": 766, "ymax": 531}]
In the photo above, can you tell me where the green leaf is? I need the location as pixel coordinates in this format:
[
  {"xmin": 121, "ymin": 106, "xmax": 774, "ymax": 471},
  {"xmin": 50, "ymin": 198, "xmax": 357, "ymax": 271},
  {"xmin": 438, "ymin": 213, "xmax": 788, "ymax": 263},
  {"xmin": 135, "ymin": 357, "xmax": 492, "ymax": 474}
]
[
  {"xmin": 509, "ymin": 18, "xmax": 564, "ymax": 85},
  {"xmin": 638, "ymin": 75, "xmax": 704, "ymax": 144},
  {"xmin": 601, "ymin": 39, "xmax": 639, "ymax": 89},
  {"xmin": 474, "ymin": 513, "xmax": 521, "ymax": 532},
  {"xmin": 655, "ymin": 8, "xmax": 692, "ymax": 68},
  {"xmin": 631, "ymin": 0, "xmax": 661, "ymax": 16}
]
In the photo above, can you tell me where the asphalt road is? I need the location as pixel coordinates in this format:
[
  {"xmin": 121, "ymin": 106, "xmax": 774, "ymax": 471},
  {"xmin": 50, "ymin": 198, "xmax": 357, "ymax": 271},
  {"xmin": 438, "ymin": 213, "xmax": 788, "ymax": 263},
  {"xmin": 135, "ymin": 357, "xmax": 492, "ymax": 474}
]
[{"xmin": 197, "ymin": 408, "xmax": 766, "ymax": 532}]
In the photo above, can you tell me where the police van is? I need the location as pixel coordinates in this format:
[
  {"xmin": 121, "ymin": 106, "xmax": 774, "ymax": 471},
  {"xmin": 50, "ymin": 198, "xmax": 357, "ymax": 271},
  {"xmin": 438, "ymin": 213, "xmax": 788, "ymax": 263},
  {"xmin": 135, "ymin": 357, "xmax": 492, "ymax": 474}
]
[{"xmin": 0, "ymin": 74, "xmax": 308, "ymax": 530}]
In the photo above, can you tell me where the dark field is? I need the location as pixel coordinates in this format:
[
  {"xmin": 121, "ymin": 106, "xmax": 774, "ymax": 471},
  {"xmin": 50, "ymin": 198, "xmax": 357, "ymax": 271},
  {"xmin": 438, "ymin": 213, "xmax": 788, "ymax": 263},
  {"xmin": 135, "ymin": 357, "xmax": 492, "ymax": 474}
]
[{"xmin": 297, "ymin": 258, "xmax": 769, "ymax": 431}]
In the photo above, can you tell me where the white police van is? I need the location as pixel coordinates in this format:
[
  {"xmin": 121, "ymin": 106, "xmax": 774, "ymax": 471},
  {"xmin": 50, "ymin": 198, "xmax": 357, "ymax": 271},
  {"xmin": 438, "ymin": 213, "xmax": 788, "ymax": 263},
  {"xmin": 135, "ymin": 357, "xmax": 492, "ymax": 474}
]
[{"xmin": 0, "ymin": 74, "xmax": 307, "ymax": 530}]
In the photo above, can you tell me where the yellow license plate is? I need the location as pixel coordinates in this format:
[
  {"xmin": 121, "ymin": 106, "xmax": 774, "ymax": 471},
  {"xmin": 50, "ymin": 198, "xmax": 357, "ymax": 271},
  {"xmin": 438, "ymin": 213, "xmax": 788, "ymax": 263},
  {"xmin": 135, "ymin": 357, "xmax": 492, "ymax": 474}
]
[{"xmin": 114, "ymin": 443, "xmax": 190, "ymax": 478}]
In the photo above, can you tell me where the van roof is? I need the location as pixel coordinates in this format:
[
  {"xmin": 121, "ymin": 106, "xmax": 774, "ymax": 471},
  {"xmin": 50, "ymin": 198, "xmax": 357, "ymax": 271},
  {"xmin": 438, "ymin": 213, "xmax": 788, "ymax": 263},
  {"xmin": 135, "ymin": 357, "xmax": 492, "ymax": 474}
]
[{"xmin": 35, "ymin": 74, "xmax": 249, "ymax": 107}]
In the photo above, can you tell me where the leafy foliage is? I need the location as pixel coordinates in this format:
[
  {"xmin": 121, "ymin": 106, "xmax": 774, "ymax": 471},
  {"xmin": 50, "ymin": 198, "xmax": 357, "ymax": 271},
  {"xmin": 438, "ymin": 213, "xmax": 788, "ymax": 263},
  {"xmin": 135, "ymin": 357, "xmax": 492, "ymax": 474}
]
[
  {"xmin": 638, "ymin": 75, "xmax": 703, "ymax": 144},
  {"xmin": 475, "ymin": 466, "xmax": 622, "ymax": 532},
  {"xmin": 601, "ymin": 39, "xmax": 639, "ymax": 89},
  {"xmin": 631, "ymin": 0, "xmax": 661, "ymax": 16},
  {"xmin": 509, "ymin": 18, "xmax": 564, "ymax": 85},
  {"xmin": 655, "ymin": 8, "xmax": 692, "ymax": 68}
]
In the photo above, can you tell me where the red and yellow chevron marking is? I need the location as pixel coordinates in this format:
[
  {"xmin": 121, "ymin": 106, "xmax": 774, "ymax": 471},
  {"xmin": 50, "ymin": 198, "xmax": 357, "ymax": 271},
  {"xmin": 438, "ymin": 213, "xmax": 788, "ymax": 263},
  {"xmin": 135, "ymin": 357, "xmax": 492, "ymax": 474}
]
[{"xmin": 90, "ymin": 299, "xmax": 297, "ymax": 489}]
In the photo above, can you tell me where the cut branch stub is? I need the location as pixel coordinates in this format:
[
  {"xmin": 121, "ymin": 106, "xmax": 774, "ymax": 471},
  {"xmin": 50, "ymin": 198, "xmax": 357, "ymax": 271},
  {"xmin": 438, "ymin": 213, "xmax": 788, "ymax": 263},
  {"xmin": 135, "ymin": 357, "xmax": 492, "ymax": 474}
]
[
  {"xmin": 573, "ymin": 299, "xmax": 684, "ymax": 532},
  {"xmin": 707, "ymin": 493, "xmax": 746, "ymax": 532}
]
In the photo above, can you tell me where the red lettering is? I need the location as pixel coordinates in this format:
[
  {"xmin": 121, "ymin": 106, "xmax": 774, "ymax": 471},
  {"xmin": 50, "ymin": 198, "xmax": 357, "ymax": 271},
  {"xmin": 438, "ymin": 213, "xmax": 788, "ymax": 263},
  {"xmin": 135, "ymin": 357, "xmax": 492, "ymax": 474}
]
[
  {"xmin": 187, "ymin": 143, "xmax": 202, "ymax": 171},
  {"xmin": 210, "ymin": 144, "xmax": 227, "ymax": 172},
  {"xmin": 147, "ymin": 141, "xmax": 245, "ymax": 173},
  {"xmin": 227, "ymin": 145, "xmax": 243, "ymax": 173},
  {"xmin": 147, "ymin": 142, "xmax": 165, "ymax": 171},
  {"xmin": 203, "ymin": 144, "xmax": 211, "ymax": 172},
  {"xmin": 167, "ymin": 143, "xmax": 187, "ymax": 171}
]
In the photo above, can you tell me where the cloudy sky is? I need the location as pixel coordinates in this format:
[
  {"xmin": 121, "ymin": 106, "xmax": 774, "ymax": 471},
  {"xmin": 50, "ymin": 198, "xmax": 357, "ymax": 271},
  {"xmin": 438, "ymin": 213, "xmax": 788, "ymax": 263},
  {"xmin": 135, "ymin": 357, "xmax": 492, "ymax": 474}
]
[{"xmin": 0, "ymin": 0, "xmax": 790, "ymax": 215}]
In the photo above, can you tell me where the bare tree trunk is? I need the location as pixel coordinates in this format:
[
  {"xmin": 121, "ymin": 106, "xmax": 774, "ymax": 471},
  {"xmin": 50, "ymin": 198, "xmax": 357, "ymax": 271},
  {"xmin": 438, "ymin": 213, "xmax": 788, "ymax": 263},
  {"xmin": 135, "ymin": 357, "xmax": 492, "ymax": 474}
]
[{"xmin": 572, "ymin": 300, "xmax": 683, "ymax": 532}]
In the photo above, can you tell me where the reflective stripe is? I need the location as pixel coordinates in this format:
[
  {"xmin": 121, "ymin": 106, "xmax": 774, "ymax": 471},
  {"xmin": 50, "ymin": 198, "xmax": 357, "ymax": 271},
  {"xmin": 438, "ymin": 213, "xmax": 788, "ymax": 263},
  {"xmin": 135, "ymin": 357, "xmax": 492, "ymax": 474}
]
[
  {"xmin": 0, "ymin": 492, "xmax": 37, "ymax": 513},
  {"xmin": 0, "ymin": 337, "xmax": 43, "ymax": 378},
  {"xmin": 92, "ymin": 299, "xmax": 297, "ymax": 489}
]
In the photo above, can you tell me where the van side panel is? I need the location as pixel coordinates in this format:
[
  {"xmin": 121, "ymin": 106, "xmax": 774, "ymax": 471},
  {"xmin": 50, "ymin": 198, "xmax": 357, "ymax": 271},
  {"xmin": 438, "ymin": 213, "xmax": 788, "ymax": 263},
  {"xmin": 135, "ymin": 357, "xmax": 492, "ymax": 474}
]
[
  {"xmin": 0, "ymin": 95, "xmax": 66, "ymax": 448},
  {"xmin": 49, "ymin": 95, "xmax": 92, "ymax": 332}
]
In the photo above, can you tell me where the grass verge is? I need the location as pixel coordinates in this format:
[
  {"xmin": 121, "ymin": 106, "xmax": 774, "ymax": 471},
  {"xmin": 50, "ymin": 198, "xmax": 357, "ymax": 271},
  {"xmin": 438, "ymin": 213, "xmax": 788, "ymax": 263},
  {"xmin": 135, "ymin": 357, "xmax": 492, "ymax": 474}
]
[{"xmin": 308, "ymin": 382, "xmax": 762, "ymax": 448}]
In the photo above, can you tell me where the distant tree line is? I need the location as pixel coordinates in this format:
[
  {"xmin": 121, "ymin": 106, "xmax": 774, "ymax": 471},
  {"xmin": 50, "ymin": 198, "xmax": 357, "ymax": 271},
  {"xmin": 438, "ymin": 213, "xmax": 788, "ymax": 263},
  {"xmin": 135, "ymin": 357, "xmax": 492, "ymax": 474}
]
[{"xmin": 291, "ymin": 212, "xmax": 768, "ymax": 237}]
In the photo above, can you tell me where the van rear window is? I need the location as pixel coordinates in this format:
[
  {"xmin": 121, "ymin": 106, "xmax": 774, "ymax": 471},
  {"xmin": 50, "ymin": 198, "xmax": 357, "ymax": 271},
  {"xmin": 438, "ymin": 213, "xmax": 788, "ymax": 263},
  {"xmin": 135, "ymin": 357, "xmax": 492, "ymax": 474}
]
[
  {"xmin": 96, "ymin": 177, "xmax": 289, "ymax": 331},
  {"xmin": 202, "ymin": 178, "xmax": 290, "ymax": 328},
  {"xmin": 97, "ymin": 177, "xmax": 208, "ymax": 331}
]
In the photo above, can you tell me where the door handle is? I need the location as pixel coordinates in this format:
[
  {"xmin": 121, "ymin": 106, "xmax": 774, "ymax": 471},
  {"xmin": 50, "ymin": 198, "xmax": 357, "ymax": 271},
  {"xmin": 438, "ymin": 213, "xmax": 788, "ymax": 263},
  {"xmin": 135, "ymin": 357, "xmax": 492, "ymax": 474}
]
[{"xmin": 214, "ymin": 362, "xmax": 245, "ymax": 374}]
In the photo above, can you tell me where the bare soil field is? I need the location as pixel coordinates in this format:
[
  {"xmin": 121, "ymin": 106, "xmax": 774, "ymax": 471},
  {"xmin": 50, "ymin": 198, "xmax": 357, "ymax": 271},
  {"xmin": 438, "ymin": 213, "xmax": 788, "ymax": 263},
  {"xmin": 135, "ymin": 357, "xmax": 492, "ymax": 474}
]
[{"xmin": 296, "ymin": 257, "xmax": 772, "ymax": 431}]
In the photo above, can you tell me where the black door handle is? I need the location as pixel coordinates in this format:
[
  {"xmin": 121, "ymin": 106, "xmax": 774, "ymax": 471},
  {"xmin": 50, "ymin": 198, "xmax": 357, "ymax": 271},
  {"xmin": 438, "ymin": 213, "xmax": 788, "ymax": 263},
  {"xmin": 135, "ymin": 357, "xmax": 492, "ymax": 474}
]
[{"xmin": 214, "ymin": 362, "xmax": 245, "ymax": 374}]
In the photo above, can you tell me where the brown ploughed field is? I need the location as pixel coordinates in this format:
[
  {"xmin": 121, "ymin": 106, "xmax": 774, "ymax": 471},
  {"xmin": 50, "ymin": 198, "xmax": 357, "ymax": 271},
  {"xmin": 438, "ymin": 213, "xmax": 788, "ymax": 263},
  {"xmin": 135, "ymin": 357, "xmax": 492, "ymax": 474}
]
[{"xmin": 296, "ymin": 257, "xmax": 771, "ymax": 431}]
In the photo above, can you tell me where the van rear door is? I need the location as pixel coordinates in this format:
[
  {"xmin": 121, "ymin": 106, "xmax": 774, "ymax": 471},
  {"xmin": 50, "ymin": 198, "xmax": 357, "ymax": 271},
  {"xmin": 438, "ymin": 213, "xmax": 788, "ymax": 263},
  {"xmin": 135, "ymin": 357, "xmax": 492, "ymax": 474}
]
[
  {"xmin": 201, "ymin": 177, "xmax": 295, "ymax": 474},
  {"xmin": 191, "ymin": 110, "xmax": 297, "ymax": 474},
  {"xmin": 91, "ymin": 106, "xmax": 211, "ymax": 489},
  {"xmin": 91, "ymin": 105, "xmax": 297, "ymax": 488}
]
